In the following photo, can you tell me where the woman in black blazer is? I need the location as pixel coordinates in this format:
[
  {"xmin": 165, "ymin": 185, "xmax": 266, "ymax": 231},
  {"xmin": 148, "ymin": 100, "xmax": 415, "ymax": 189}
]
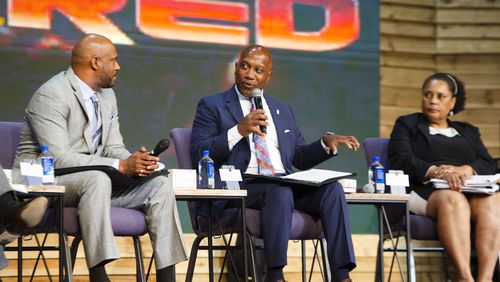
[{"xmin": 388, "ymin": 73, "xmax": 498, "ymax": 282}]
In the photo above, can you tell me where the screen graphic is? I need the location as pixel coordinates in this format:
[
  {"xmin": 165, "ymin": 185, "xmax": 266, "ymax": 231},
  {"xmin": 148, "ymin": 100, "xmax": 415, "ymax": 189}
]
[{"xmin": 0, "ymin": 0, "xmax": 380, "ymax": 233}]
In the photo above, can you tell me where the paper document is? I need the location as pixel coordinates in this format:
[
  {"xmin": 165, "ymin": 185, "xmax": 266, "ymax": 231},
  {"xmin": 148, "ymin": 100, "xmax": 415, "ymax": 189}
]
[
  {"xmin": 282, "ymin": 169, "xmax": 353, "ymax": 183},
  {"xmin": 430, "ymin": 174, "xmax": 500, "ymax": 194},
  {"xmin": 244, "ymin": 169, "xmax": 355, "ymax": 187}
]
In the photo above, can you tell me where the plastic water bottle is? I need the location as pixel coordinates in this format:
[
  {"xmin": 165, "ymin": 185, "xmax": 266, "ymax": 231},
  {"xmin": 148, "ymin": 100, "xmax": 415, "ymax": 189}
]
[
  {"xmin": 369, "ymin": 156, "xmax": 385, "ymax": 193},
  {"xmin": 198, "ymin": 150, "xmax": 215, "ymax": 189},
  {"xmin": 39, "ymin": 145, "xmax": 55, "ymax": 185}
]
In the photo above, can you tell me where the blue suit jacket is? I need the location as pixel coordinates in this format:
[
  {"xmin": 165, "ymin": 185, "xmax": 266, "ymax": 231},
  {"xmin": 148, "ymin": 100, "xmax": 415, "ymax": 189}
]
[{"xmin": 191, "ymin": 86, "xmax": 333, "ymax": 189}]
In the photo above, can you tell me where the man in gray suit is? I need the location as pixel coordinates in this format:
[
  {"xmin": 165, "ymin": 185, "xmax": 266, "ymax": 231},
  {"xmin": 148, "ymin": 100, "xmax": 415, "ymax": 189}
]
[{"xmin": 14, "ymin": 34, "xmax": 187, "ymax": 281}]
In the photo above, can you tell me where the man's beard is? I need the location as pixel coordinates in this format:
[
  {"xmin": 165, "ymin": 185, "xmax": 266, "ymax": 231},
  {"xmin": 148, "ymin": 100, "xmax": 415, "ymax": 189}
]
[{"xmin": 100, "ymin": 76, "xmax": 116, "ymax": 89}]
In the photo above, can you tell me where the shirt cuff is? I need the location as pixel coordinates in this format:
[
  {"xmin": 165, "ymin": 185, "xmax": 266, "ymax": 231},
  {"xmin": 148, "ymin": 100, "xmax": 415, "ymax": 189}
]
[
  {"xmin": 111, "ymin": 159, "xmax": 120, "ymax": 170},
  {"xmin": 320, "ymin": 137, "xmax": 331, "ymax": 154},
  {"xmin": 227, "ymin": 125, "xmax": 244, "ymax": 150}
]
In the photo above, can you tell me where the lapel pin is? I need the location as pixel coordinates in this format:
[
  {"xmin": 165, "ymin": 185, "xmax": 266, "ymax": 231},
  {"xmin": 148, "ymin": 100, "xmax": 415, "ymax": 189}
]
[{"xmin": 276, "ymin": 109, "xmax": 280, "ymax": 115}]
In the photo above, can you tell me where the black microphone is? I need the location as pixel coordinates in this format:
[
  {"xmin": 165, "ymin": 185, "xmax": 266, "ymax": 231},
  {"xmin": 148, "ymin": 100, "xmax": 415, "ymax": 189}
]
[
  {"xmin": 251, "ymin": 88, "xmax": 266, "ymax": 134},
  {"xmin": 150, "ymin": 139, "xmax": 170, "ymax": 157}
]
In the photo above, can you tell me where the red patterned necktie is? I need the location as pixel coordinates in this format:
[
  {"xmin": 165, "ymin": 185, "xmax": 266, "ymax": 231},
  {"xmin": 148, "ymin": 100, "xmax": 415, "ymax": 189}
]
[{"xmin": 251, "ymin": 98, "xmax": 275, "ymax": 176}]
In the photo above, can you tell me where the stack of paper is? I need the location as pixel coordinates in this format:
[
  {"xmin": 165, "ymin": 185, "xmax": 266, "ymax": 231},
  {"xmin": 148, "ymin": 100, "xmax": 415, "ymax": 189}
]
[{"xmin": 430, "ymin": 174, "xmax": 500, "ymax": 194}]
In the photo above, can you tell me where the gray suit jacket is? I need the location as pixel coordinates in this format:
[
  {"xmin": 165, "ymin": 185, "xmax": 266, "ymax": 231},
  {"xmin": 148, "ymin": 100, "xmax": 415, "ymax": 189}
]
[{"xmin": 14, "ymin": 67, "xmax": 130, "ymax": 168}]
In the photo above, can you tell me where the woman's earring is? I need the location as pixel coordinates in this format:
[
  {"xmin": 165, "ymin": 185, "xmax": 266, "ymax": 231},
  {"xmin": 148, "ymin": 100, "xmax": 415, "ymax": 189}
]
[{"xmin": 449, "ymin": 110, "xmax": 454, "ymax": 116}]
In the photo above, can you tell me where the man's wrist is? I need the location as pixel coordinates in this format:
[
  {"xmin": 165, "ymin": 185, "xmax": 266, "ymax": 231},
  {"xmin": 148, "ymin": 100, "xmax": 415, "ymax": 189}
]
[
  {"xmin": 322, "ymin": 131, "xmax": 335, "ymax": 143},
  {"xmin": 321, "ymin": 131, "xmax": 335, "ymax": 153}
]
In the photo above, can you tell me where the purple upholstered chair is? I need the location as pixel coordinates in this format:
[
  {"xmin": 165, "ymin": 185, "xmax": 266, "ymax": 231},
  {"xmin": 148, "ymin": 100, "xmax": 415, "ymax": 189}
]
[
  {"xmin": 0, "ymin": 121, "xmax": 23, "ymax": 169},
  {"xmin": 0, "ymin": 121, "xmax": 148, "ymax": 282},
  {"xmin": 170, "ymin": 128, "xmax": 328, "ymax": 282},
  {"xmin": 363, "ymin": 137, "xmax": 447, "ymax": 279}
]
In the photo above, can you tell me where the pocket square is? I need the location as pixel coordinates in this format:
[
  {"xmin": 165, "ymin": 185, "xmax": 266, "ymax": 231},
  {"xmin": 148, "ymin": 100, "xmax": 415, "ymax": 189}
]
[{"xmin": 284, "ymin": 129, "xmax": 291, "ymax": 133}]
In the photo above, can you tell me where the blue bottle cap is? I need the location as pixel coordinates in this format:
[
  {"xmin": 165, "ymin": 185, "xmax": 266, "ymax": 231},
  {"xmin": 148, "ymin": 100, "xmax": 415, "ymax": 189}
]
[
  {"xmin": 372, "ymin": 156, "xmax": 380, "ymax": 162},
  {"xmin": 202, "ymin": 150, "xmax": 209, "ymax": 156},
  {"xmin": 40, "ymin": 145, "xmax": 49, "ymax": 152}
]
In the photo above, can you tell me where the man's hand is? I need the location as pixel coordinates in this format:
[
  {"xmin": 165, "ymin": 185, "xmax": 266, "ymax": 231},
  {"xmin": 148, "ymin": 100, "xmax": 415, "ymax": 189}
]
[
  {"xmin": 322, "ymin": 134, "xmax": 360, "ymax": 155},
  {"xmin": 237, "ymin": 109, "xmax": 269, "ymax": 137},
  {"xmin": 118, "ymin": 146, "xmax": 160, "ymax": 176}
]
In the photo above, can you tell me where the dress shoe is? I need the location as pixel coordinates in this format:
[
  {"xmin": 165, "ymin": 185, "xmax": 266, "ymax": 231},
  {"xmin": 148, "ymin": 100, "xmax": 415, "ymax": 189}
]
[{"xmin": 0, "ymin": 196, "xmax": 48, "ymax": 245}]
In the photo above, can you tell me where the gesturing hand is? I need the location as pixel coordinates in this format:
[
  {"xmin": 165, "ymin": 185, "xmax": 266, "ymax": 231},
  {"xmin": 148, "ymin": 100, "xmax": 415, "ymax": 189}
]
[
  {"xmin": 237, "ymin": 109, "xmax": 269, "ymax": 137},
  {"xmin": 119, "ymin": 146, "xmax": 160, "ymax": 176},
  {"xmin": 322, "ymin": 134, "xmax": 360, "ymax": 155}
]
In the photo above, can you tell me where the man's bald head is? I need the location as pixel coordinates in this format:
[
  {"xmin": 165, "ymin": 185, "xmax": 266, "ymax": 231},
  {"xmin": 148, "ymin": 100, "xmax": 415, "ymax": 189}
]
[
  {"xmin": 237, "ymin": 45, "xmax": 272, "ymax": 70},
  {"xmin": 234, "ymin": 45, "xmax": 273, "ymax": 97},
  {"xmin": 71, "ymin": 33, "xmax": 120, "ymax": 90},
  {"xmin": 71, "ymin": 34, "xmax": 114, "ymax": 68}
]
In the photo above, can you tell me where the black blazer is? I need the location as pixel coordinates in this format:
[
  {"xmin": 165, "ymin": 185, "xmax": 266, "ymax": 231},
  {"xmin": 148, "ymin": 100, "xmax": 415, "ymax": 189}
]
[{"xmin": 388, "ymin": 113, "xmax": 496, "ymax": 185}]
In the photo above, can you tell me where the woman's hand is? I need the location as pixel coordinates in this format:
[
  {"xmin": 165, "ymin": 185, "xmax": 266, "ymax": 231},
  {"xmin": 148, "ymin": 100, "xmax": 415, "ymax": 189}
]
[
  {"xmin": 432, "ymin": 164, "xmax": 474, "ymax": 178},
  {"xmin": 429, "ymin": 164, "xmax": 474, "ymax": 191},
  {"xmin": 442, "ymin": 171, "xmax": 466, "ymax": 191}
]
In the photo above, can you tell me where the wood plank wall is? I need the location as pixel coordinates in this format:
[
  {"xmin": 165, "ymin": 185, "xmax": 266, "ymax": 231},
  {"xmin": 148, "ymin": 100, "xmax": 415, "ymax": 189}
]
[{"xmin": 381, "ymin": 0, "xmax": 500, "ymax": 157}]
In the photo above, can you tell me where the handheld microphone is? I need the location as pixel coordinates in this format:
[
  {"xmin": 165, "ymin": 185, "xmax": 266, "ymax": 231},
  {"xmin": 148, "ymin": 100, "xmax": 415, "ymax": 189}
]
[
  {"xmin": 251, "ymin": 88, "xmax": 266, "ymax": 134},
  {"xmin": 150, "ymin": 139, "xmax": 170, "ymax": 157}
]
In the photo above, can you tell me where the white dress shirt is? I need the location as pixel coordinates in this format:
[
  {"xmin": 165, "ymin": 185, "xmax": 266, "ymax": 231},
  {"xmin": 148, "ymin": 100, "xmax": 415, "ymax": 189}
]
[
  {"xmin": 227, "ymin": 86, "xmax": 286, "ymax": 174},
  {"xmin": 75, "ymin": 73, "xmax": 120, "ymax": 169}
]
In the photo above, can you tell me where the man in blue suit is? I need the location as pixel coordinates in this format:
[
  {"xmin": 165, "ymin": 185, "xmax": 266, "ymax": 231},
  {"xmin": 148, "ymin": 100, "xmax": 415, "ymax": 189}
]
[{"xmin": 191, "ymin": 45, "xmax": 359, "ymax": 282}]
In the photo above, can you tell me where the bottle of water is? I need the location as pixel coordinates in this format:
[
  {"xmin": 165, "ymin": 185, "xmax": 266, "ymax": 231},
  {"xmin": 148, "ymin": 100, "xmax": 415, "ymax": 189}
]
[
  {"xmin": 369, "ymin": 156, "xmax": 385, "ymax": 193},
  {"xmin": 198, "ymin": 150, "xmax": 215, "ymax": 189},
  {"xmin": 39, "ymin": 145, "xmax": 54, "ymax": 185}
]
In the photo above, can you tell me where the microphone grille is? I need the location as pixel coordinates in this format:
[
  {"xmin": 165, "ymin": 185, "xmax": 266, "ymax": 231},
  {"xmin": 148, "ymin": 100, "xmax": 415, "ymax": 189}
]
[{"xmin": 251, "ymin": 88, "xmax": 262, "ymax": 98}]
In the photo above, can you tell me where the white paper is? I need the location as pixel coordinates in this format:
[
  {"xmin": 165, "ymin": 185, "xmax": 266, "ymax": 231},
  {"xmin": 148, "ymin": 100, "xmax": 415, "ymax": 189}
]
[
  {"xmin": 281, "ymin": 169, "xmax": 352, "ymax": 183},
  {"xmin": 385, "ymin": 173, "xmax": 409, "ymax": 187},
  {"xmin": 219, "ymin": 168, "xmax": 242, "ymax": 182},
  {"xmin": 20, "ymin": 161, "xmax": 43, "ymax": 177},
  {"xmin": 10, "ymin": 184, "xmax": 28, "ymax": 194},
  {"xmin": 169, "ymin": 169, "xmax": 197, "ymax": 189},
  {"xmin": 430, "ymin": 174, "xmax": 500, "ymax": 194}
]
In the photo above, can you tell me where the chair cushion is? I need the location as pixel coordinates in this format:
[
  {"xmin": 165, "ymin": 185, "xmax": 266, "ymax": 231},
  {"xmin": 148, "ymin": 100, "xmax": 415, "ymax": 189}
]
[
  {"xmin": 388, "ymin": 214, "xmax": 439, "ymax": 241},
  {"xmin": 246, "ymin": 209, "xmax": 324, "ymax": 240},
  {"xmin": 410, "ymin": 214, "xmax": 438, "ymax": 240},
  {"xmin": 63, "ymin": 207, "xmax": 148, "ymax": 236},
  {"xmin": 196, "ymin": 208, "xmax": 324, "ymax": 240}
]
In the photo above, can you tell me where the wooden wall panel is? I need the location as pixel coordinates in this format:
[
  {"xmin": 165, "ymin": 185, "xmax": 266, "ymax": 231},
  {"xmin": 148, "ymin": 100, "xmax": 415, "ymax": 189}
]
[{"xmin": 380, "ymin": 0, "xmax": 500, "ymax": 158}]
